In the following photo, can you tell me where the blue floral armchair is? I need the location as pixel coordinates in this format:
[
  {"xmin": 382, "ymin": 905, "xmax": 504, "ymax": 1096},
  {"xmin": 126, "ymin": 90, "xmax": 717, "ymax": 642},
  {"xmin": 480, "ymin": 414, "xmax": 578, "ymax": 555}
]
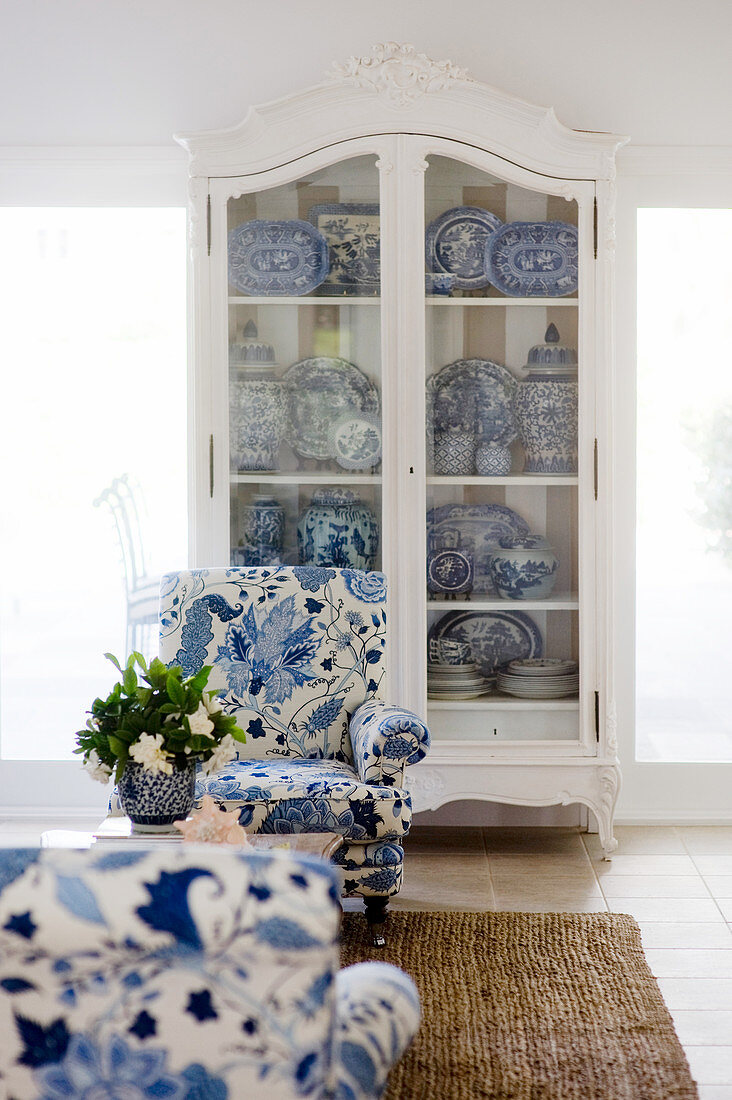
[
  {"xmin": 0, "ymin": 845, "xmax": 420, "ymax": 1099},
  {"xmin": 156, "ymin": 567, "xmax": 430, "ymax": 937}
]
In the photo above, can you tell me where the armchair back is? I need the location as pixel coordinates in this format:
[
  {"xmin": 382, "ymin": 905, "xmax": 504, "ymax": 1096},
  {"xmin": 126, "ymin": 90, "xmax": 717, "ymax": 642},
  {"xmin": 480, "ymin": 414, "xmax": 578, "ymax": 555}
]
[{"xmin": 159, "ymin": 567, "xmax": 387, "ymax": 762}]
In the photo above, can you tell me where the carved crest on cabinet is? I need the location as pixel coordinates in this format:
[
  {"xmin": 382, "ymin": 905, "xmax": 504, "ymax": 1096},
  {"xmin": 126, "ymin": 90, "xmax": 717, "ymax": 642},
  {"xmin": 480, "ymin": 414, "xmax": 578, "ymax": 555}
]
[{"xmin": 329, "ymin": 42, "xmax": 470, "ymax": 108}]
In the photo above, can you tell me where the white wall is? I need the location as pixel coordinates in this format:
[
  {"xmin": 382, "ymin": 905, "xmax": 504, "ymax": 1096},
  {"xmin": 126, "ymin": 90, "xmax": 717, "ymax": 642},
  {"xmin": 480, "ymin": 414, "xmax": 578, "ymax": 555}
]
[{"xmin": 1, "ymin": 0, "xmax": 731, "ymax": 147}]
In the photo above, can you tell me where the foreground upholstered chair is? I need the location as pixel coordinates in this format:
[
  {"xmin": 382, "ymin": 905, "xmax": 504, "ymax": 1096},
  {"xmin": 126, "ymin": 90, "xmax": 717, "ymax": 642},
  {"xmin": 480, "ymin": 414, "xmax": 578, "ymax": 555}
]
[
  {"xmin": 0, "ymin": 846, "xmax": 420, "ymax": 1099},
  {"xmin": 157, "ymin": 567, "xmax": 430, "ymax": 940}
]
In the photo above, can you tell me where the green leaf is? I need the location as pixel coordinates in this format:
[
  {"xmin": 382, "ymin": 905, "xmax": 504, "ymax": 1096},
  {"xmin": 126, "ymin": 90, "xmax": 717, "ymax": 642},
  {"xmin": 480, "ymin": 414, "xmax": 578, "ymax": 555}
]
[
  {"xmin": 104, "ymin": 653, "xmax": 123, "ymax": 672},
  {"xmin": 166, "ymin": 673, "xmax": 185, "ymax": 707},
  {"xmin": 107, "ymin": 734, "xmax": 128, "ymax": 757},
  {"xmin": 122, "ymin": 667, "xmax": 138, "ymax": 695}
]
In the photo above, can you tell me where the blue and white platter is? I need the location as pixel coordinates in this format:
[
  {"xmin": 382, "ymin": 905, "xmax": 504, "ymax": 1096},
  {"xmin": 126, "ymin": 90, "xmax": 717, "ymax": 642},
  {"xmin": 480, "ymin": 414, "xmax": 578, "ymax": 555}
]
[
  {"xmin": 308, "ymin": 203, "xmax": 380, "ymax": 295},
  {"xmin": 428, "ymin": 609, "xmax": 543, "ymax": 678},
  {"xmin": 428, "ymin": 358, "xmax": 518, "ymax": 446},
  {"xmin": 485, "ymin": 221, "xmax": 578, "ymax": 297},
  {"xmin": 228, "ymin": 219, "xmax": 329, "ymax": 296},
  {"xmin": 328, "ymin": 410, "xmax": 381, "ymax": 471},
  {"xmin": 425, "ymin": 206, "xmax": 502, "ymax": 289},
  {"xmin": 282, "ymin": 357, "xmax": 380, "ymax": 461},
  {"xmin": 426, "ymin": 503, "xmax": 530, "ymax": 595}
]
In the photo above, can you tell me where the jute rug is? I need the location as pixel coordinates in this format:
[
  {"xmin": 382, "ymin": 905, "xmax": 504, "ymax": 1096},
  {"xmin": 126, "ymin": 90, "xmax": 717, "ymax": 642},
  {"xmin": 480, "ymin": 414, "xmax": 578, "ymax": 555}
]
[{"xmin": 340, "ymin": 911, "xmax": 698, "ymax": 1100}]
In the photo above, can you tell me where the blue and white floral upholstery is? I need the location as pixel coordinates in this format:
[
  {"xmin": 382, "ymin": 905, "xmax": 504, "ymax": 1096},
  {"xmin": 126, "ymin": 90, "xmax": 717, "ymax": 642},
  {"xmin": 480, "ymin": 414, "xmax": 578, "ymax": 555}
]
[
  {"xmin": 153, "ymin": 568, "xmax": 430, "ymax": 903},
  {"xmin": 0, "ymin": 846, "xmax": 420, "ymax": 1099}
]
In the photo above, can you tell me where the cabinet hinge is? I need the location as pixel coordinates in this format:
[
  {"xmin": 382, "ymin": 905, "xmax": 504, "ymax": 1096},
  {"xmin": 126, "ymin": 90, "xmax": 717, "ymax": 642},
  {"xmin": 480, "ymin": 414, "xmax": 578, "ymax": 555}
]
[
  {"xmin": 594, "ymin": 691, "xmax": 600, "ymax": 741},
  {"xmin": 593, "ymin": 196, "xmax": 598, "ymax": 260},
  {"xmin": 206, "ymin": 194, "xmax": 211, "ymax": 256},
  {"xmin": 593, "ymin": 438, "xmax": 599, "ymax": 500},
  {"xmin": 209, "ymin": 434, "xmax": 214, "ymax": 498}
]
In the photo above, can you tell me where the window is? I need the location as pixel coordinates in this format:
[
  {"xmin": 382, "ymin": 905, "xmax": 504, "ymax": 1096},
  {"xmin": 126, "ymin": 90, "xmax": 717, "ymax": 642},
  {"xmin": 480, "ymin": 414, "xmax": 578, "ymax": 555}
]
[
  {"xmin": 0, "ymin": 207, "xmax": 187, "ymax": 761},
  {"xmin": 636, "ymin": 208, "xmax": 732, "ymax": 762}
]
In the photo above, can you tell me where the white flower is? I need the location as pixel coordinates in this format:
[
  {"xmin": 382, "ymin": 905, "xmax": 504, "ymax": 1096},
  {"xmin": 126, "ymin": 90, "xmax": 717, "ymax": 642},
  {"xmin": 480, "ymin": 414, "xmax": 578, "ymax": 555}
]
[
  {"xmin": 130, "ymin": 732, "xmax": 173, "ymax": 776},
  {"xmin": 84, "ymin": 750, "xmax": 112, "ymax": 784},
  {"xmin": 204, "ymin": 692, "xmax": 223, "ymax": 717},
  {"xmin": 187, "ymin": 702, "xmax": 215, "ymax": 738},
  {"xmin": 200, "ymin": 734, "xmax": 239, "ymax": 776}
]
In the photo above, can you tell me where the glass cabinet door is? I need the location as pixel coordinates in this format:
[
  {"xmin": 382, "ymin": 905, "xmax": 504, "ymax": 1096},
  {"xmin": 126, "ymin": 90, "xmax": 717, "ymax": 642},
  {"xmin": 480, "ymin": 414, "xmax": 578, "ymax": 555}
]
[
  {"xmin": 422, "ymin": 153, "xmax": 583, "ymax": 746},
  {"xmin": 224, "ymin": 156, "xmax": 383, "ymax": 576}
]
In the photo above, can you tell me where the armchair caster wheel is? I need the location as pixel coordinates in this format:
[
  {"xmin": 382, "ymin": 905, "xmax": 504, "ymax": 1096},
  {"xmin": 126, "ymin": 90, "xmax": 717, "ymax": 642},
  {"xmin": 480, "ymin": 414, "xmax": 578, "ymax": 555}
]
[{"xmin": 365, "ymin": 896, "xmax": 389, "ymax": 949}]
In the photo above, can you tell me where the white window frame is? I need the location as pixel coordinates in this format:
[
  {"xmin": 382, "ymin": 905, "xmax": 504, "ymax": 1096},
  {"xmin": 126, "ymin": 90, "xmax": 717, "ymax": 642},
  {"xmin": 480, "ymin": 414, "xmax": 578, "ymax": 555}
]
[
  {"xmin": 614, "ymin": 146, "xmax": 732, "ymax": 823},
  {"xmin": 0, "ymin": 147, "xmax": 189, "ymax": 814}
]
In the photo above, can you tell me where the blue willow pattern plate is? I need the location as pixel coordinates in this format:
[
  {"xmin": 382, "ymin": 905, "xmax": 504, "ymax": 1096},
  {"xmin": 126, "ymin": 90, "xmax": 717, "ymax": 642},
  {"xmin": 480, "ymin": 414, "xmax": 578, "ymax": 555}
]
[
  {"xmin": 485, "ymin": 221, "xmax": 579, "ymax": 297},
  {"xmin": 425, "ymin": 206, "xmax": 502, "ymax": 289},
  {"xmin": 428, "ymin": 609, "xmax": 543, "ymax": 677},
  {"xmin": 427, "ymin": 503, "xmax": 530, "ymax": 595},
  {"xmin": 282, "ymin": 357, "xmax": 380, "ymax": 461},
  {"xmin": 428, "ymin": 358, "xmax": 518, "ymax": 446},
  {"xmin": 308, "ymin": 203, "xmax": 380, "ymax": 295},
  {"xmin": 228, "ymin": 219, "xmax": 329, "ymax": 296},
  {"xmin": 328, "ymin": 411, "xmax": 382, "ymax": 470}
]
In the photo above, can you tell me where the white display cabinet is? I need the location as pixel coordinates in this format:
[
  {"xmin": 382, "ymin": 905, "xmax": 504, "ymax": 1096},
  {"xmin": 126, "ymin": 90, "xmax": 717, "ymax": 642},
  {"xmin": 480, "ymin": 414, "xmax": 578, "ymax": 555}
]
[{"xmin": 176, "ymin": 44, "xmax": 627, "ymax": 853}]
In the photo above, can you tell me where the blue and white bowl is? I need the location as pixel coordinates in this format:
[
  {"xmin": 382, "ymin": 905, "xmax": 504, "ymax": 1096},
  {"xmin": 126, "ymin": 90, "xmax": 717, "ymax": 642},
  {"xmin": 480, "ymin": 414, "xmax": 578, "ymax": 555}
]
[{"xmin": 489, "ymin": 536, "xmax": 559, "ymax": 600}]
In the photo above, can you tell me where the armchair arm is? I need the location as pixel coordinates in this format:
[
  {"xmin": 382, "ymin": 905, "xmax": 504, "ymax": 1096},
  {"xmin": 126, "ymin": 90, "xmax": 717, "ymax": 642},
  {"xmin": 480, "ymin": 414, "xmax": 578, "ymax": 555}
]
[
  {"xmin": 332, "ymin": 961, "xmax": 420, "ymax": 1100},
  {"xmin": 349, "ymin": 702, "xmax": 430, "ymax": 787}
]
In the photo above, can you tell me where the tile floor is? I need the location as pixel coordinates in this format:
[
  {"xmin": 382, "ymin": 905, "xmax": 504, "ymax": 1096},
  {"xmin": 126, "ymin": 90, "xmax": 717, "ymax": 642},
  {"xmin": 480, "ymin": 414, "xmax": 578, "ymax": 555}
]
[{"xmin": 3, "ymin": 817, "xmax": 731, "ymax": 1098}]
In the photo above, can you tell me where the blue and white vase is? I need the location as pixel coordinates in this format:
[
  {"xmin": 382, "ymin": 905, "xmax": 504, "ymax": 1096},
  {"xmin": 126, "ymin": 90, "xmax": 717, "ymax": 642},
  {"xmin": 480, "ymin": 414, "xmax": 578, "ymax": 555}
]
[
  {"xmin": 515, "ymin": 324, "xmax": 578, "ymax": 474},
  {"xmin": 117, "ymin": 760, "xmax": 196, "ymax": 832},
  {"xmin": 475, "ymin": 441, "xmax": 512, "ymax": 476},
  {"xmin": 229, "ymin": 324, "xmax": 285, "ymax": 472},
  {"xmin": 231, "ymin": 543, "xmax": 281, "ymax": 567},
  {"xmin": 434, "ymin": 429, "xmax": 475, "ymax": 475},
  {"xmin": 241, "ymin": 494, "xmax": 285, "ymax": 549},
  {"xmin": 488, "ymin": 535, "xmax": 559, "ymax": 600},
  {"xmin": 297, "ymin": 487, "xmax": 379, "ymax": 570}
]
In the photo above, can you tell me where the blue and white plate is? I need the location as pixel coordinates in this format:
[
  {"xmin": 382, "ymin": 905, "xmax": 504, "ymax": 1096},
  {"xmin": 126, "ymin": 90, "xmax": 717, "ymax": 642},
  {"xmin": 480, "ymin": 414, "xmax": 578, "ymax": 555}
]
[
  {"xmin": 228, "ymin": 219, "xmax": 329, "ymax": 296},
  {"xmin": 428, "ymin": 609, "xmax": 543, "ymax": 678},
  {"xmin": 485, "ymin": 221, "xmax": 578, "ymax": 297},
  {"xmin": 427, "ymin": 503, "xmax": 530, "ymax": 595},
  {"xmin": 425, "ymin": 206, "xmax": 502, "ymax": 289},
  {"xmin": 308, "ymin": 203, "xmax": 380, "ymax": 295},
  {"xmin": 428, "ymin": 358, "xmax": 518, "ymax": 447},
  {"xmin": 282, "ymin": 357, "xmax": 380, "ymax": 461},
  {"xmin": 328, "ymin": 410, "xmax": 382, "ymax": 471}
]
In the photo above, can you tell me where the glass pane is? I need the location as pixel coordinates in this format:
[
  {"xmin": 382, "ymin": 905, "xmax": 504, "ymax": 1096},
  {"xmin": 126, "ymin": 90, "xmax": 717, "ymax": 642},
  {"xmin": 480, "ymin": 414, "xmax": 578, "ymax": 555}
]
[
  {"xmin": 424, "ymin": 155, "xmax": 580, "ymax": 743},
  {"xmin": 0, "ymin": 208, "xmax": 187, "ymax": 761},
  {"xmin": 226, "ymin": 157, "xmax": 382, "ymax": 573},
  {"xmin": 636, "ymin": 209, "xmax": 732, "ymax": 762}
]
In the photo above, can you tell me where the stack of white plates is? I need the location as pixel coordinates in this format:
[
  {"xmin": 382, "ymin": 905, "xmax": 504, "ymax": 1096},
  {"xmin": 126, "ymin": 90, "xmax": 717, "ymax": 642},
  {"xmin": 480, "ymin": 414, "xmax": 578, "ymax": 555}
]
[
  {"xmin": 427, "ymin": 661, "xmax": 494, "ymax": 700},
  {"xmin": 496, "ymin": 658, "xmax": 579, "ymax": 699}
]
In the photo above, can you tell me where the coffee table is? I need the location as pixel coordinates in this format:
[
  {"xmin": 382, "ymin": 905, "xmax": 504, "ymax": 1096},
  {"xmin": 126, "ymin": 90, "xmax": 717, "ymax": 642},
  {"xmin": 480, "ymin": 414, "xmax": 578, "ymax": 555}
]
[{"xmin": 41, "ymin": 816, "xmax": 344, "ymax": 862}]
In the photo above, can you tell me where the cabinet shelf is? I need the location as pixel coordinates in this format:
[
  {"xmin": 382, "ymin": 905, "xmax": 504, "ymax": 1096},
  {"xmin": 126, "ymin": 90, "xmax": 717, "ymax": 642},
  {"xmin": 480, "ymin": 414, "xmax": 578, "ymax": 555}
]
[
  {"xmin": 230, "ymin": 472, "xmax": 382, "ymax": 485},
  {"xmin": 228, "ymin": 296, "xmax": 579, "ymax": 307},
  {"xmin": 427, "ymin": 592, "xmax": 579, "ymax": 611},
  {"xmin": 426, "ymin": 475, "xmax": 578, "ymax": 486},
  {"xmin": 427, "ymin": 696, "xmax": 579, "ymax": 710},
  {"xmin": 228, "ymin": 296, "xmax": 381, "ymax": 306}
]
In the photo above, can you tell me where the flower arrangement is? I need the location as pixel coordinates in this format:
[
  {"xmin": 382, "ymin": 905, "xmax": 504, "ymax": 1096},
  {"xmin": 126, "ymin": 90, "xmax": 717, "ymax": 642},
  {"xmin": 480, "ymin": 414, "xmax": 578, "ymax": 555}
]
[{"xmin": 75, "ymin": 652, "xmax": 245, "ymax": 783}]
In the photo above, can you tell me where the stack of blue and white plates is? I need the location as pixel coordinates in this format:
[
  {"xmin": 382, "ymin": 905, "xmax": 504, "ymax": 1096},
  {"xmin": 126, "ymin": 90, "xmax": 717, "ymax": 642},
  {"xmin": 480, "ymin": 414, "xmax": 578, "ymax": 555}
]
[
  {"xmin": 496, "ymin": 658, "xmax": 579, "ymax": 699},
  {"xmin": 427, "ymin": 661, "xmax": 494, "ymax": 700}
]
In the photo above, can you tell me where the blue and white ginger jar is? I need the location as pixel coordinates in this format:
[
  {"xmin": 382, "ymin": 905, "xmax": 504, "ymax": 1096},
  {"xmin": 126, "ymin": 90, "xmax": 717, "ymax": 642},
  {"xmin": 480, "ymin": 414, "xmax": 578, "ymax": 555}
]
[
  {"xmin": 514, "ymin": 325, "xmax": 578, "ymax": 475},
  {"xmin": 241, "ymin": 494, "xmax": 285, "ymax": 549},
  {"xmin": 229, "ymin": 322, "xmax": 285, "ymax": 472},
  {"xmin": 434, "ymin": 428, "xmax": 475, "ymax": 475},
  {"xmin": 488, "ymin": 535, "xmax": 559, "ymax": 600},
  {"xmin": 297, "ymin": 487, "xmax": 379, "ymax": 570},
  {"xmin": 118, "ymin": 759, "xmax": 196, "ymax": 832}
]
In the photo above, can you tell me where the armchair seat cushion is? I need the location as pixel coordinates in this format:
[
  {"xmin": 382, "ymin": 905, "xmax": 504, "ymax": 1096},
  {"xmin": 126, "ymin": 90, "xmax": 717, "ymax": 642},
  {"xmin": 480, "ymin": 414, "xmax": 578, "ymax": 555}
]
[{"xmin": 197, "ymin": 758, "xmax": 412, "ymax": 841}]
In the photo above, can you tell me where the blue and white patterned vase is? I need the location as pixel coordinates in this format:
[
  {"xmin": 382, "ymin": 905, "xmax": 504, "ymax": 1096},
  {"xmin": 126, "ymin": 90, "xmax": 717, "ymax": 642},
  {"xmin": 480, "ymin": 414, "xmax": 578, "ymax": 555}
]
[
  {"xmin": 229, "ymin": 325, "xmax": 285, "ymax": 472},
  {"xmin": 515, "ymin": 324, "xmax": 578, "ymax": 474},
  {"xmin": 117, "ymin": 760, "xmax": 196, "ymax": 832},
  {"xmin": 488, "ymin": 535, "xmax": 559, "ymax": 600},
  {"xmin": 241, "ymin": 494, "xmax": 285, "ymax": 549},
  {"xmin": 475, "ymin": 441, "xmax": 512, "ymax": 475},
  {"xmin": 433, "ymin": 428, "xmax": 475, "ymax": 475},
  {"xmin": 231, "ymin": 543, "xmax": 281, "ymax": 567},
  {"xmin": 297, "ymin": 487, "xmax": 379, "ymax": 570}
]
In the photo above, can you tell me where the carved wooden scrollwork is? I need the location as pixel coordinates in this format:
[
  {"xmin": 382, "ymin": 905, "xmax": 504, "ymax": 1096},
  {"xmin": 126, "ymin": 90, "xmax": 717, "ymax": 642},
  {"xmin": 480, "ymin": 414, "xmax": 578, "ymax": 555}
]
[{"xmin": 329, "ymin": 42, "xmax": 470, "ymax": 109}]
